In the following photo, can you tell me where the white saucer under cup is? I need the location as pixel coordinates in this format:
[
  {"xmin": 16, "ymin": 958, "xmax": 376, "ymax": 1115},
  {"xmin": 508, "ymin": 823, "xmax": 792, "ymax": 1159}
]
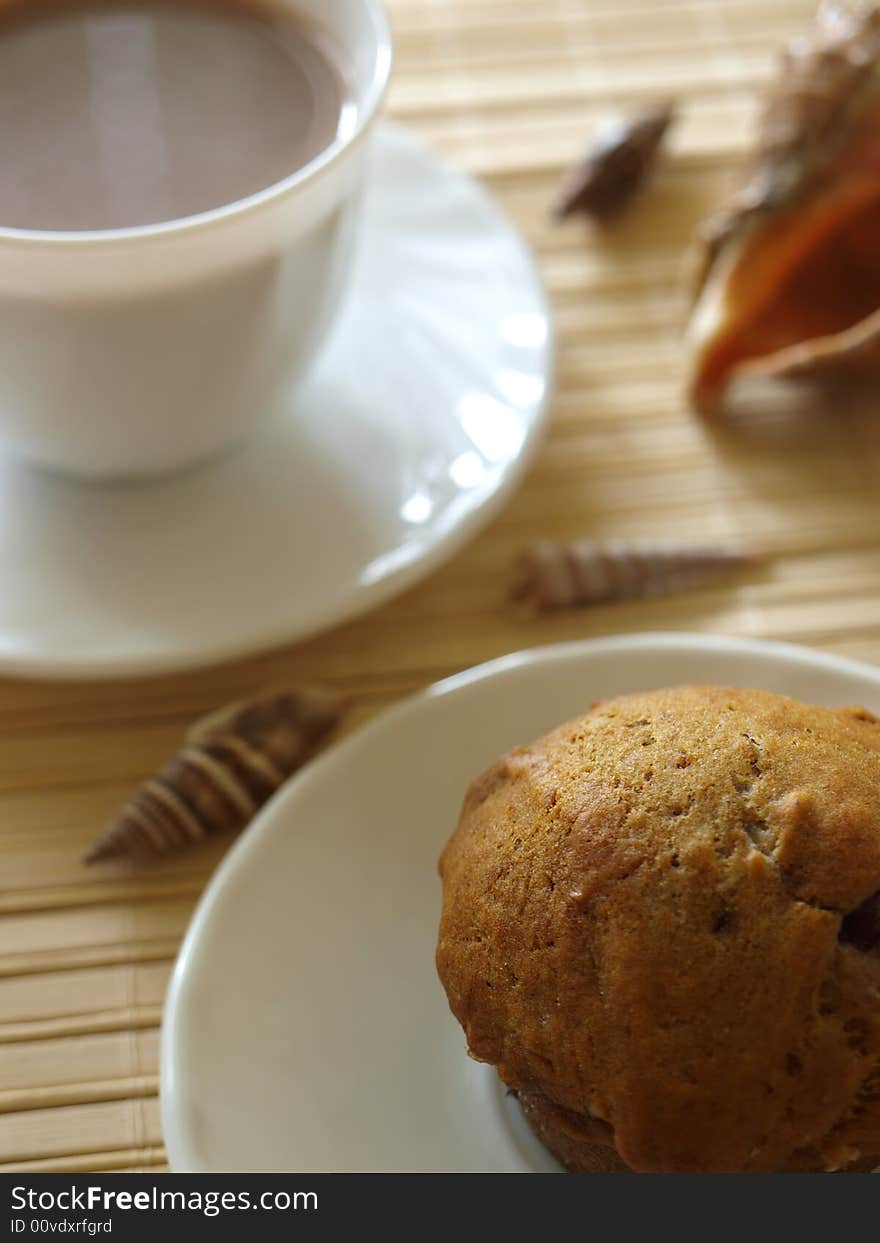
[
  {"xmin": 0, "ymin": 124, "xmax": 551, "ymax": 679},
  {"xmin": 160, "ymin": 634, "xmax": 880, "ymax": 1172}
]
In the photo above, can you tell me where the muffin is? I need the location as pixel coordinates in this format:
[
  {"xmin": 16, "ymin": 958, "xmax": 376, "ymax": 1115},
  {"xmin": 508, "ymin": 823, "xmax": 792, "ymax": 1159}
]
[{"xmin": 436, "ymin": 685, "xmax": 880, "ymax": 1173}]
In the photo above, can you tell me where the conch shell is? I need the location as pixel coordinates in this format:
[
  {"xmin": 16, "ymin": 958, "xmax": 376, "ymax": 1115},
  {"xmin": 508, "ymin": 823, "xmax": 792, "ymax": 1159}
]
[{"xmin": 688, "ymin": 3, "xmax": 880, "ymax": 413}]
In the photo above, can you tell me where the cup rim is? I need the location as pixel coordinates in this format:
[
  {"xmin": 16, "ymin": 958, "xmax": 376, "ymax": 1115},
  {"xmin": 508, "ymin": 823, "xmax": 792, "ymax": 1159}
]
[{"xmin": 0, "ymin": 0, "xmax": 393, "ymax": 248}]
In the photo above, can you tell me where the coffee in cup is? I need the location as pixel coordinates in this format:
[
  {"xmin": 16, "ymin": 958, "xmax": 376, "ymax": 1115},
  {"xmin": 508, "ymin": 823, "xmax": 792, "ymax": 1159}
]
[{"xmin": 0, "ymin": 0, "xmax": 354, "ymax": 231}]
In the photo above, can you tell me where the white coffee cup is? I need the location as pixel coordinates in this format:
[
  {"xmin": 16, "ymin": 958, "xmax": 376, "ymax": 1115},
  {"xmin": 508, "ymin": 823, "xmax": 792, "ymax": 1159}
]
[{"xmin": 0, "ymin": 0, "xmax": 392, "ymax": 478}]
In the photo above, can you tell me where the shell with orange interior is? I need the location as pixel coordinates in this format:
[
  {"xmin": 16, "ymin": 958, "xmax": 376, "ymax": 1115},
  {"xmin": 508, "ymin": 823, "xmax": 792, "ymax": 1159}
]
[{"xmin": 688, "ymin": 3, "xmax": 880, "ymax": 414}]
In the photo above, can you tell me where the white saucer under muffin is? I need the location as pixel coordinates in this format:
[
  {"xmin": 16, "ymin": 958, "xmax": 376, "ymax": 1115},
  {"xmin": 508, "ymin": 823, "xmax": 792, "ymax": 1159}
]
[{"xmin": 162, "ymin": 637, "xmax": 880, "ymax": 1172}]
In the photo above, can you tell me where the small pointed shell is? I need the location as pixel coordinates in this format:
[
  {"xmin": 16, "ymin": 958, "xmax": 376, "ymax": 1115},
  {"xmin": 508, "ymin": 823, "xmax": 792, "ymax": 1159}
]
[
  {"xmin": 512, "ymin": 541, "xmax": 756, "ymax": 613},
  {"xmin": 688, "ymin": 4, "xmax": 880, "ymax": 412},
  {"xmin": 85, "ymin": 687, "xmax": 342, "ymax": 865},
  {"xmin": 553, "ymin": 101, "xmax": 676, "ymax": 224}
]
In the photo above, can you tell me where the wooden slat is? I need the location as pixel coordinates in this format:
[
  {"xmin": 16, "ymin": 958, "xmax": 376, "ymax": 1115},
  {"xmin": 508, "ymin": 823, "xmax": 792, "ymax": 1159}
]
[
  {"xmin": 0, "ymin": 1007, "xmax": 164, "ymax": 1047},
  {"xmin": 0, "ymin": 1148, "xmax": 167, "ymax": 1174},
  {"xmin": 0, "ymin": 963, "xmax": 170, "ymax": 1028},
  {"xmin": 0, "ymin": 1099, "xmax": 163, "ymax": 1165},
  {"xmin": 0, "ymin": 1029, "xmax": 158, "ymax": 1096},
  {"xmin": 0, "ymin": 900, "xmax": 195, "ymax": 965},
  {"xmin": 0, "ymin": 941, "xmax": 183, "ymax": 982}
]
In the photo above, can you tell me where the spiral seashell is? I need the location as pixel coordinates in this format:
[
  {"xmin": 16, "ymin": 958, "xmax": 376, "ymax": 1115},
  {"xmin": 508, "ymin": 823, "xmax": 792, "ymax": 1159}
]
[
  {"xmin": 512, "ymin": 541, "xmax": 757, "ymax": 613},
  {"xmin": 85, "ymin": 687, "xmax": 343, "ymax": 865},
  {"xmin": 552, "ymin": 101, "xmax": 676, "ymax": 224},
  {"xmin": 689, "ymin": 4, "xmax": 880, "ymax": 412}
]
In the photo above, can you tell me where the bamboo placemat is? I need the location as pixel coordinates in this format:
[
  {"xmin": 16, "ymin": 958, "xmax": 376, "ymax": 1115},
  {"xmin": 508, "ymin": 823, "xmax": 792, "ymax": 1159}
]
[{"xmin": 2, "ymin": 0, "xmax": 879, "ymax": 1172}]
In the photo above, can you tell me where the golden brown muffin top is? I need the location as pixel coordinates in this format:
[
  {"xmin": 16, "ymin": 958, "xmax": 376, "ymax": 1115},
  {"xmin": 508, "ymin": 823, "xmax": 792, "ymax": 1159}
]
[{"xmin": 436, "ymin": 685, "xmax": 880, "ymax": 1172}]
